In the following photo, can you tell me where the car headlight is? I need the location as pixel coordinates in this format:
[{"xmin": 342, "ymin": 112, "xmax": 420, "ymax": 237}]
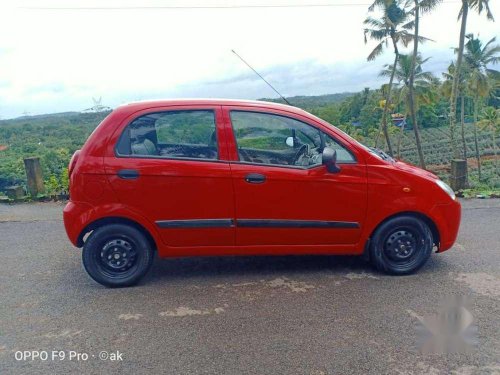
[{"xmin": 436, "ymin": 179, "xmax": 456, "ymax": 200}]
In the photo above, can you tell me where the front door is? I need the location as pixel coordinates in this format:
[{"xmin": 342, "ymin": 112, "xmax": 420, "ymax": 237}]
[
  {"xmin": 224, "ymin": 107, "xmax": 367, "ymax": 246},
  {"xmin": 105, "ymin": 106, "xmax": 235, "ymax": 247}
]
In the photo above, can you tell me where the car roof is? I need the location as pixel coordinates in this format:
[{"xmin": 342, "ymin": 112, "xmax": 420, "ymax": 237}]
[{"xmin": 116, "ymin": 98, "xmax": 308, "ymax": 116}]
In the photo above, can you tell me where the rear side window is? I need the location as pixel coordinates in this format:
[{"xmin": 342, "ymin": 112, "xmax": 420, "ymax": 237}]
[{"xmin": 116, "ymin": 110, "xmax": 218, "ymax": 160}]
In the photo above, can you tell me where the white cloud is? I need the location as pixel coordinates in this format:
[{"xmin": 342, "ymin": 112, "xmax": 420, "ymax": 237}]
[{"xmin": 0, "ymin": 0, "xmax": 498, "ymax": 118}]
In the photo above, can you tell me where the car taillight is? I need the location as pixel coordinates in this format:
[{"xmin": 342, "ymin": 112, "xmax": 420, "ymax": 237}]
[{"xmin": 68, "ymin": 150, "xmax": 80, "ymax": 178}]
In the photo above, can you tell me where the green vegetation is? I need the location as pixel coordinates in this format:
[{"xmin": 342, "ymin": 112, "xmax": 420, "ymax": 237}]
[
  {"xmin": 154, "ymin": 110, "xmax": 216, "ymax": 145},
  {"xmin": 262, "ymin": 93, "xmax": 354, "ymax": 108},
  {"xmin": 0, "ymin": 111, "xmax": 109, "ymax": 192},
  {"xmin": 0, "ymin": 89, "xmax": 497, "ymax": 197},
  {"xmin": 0, "ymin": 0, "xmax": 498, "ymax": 198}
]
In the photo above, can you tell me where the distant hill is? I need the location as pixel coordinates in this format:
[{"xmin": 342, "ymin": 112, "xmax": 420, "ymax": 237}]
[
  {"xmin": 260, "ymin": 92, "xmax": 355, "ymax": 108},
  {"xmin": 0, "ymin": 111, "xmax": 111, "ymax": 127},
  {"xmin": 0, "ymin": 93, "xmax": 354, "ymax": 125},
  {"xmin": 13, "ymin": 111, "xmax": 82, "ymax": 121}
]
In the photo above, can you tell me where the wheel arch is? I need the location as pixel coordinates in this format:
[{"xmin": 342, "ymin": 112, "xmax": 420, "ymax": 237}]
[
  {"xmin": 363, "ymin": 211, "xmax": 440, "ymax": 260},
  {"xmin": 77, "ymin": 216, "xmax": 158, "ymax": 252}
]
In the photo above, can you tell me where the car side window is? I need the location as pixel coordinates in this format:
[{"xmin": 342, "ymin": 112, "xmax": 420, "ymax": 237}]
[
  {"xmin": 229, "ymin": 111, "xmax": 355, "ymax": 167},
  {"xmin": 117, "ymin": 110, "xmax": 218, "ymax": 160}
]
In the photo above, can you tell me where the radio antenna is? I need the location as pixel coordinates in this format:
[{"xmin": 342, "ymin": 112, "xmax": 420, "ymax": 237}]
[{"xmin": 231, "ymin": 49, "xmax": 291, "ymax": 106}]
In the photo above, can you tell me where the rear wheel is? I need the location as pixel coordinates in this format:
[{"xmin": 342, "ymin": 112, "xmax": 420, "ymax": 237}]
[
  {"xmin": 369, "ymin": 215, "xmax": 433, "ymax": 275},
  {"xmin": 82, "ymin": 224, "xmax": 154, "ymax": 287}
]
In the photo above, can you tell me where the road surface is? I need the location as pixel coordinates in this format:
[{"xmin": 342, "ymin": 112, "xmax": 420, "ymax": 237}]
[{"xmin": 0, "ymin": 200, "xmax": 499, "ymax": 374}]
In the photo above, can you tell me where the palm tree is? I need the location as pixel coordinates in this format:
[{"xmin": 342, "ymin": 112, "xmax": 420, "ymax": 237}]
[
  {"xmin": 380, "ymin": 53, "xmax": 437, "ymax": 159},
  {"xmin": 464, "ymin": 34, "xmax": 500, "ymax": 180},
  {"xmin": 478, "ymin": 107, "xmax": 499, "ymax": 175},
  {"xmin": 405, "ymin": 0, "xmax": 441, "ymax": 169},
  {"xmin": 449, "ymin": 0, "xmax": 494, "ymax": 161},
  {"xmin": 364, "ymin": 0, "xmax": 418, "ymax": 156}
]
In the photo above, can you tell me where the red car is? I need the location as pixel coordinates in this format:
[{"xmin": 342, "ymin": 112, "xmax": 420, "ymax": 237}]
[{"xmin": 63, "ymin": 99, "xmax": 461, "ymax": 287}]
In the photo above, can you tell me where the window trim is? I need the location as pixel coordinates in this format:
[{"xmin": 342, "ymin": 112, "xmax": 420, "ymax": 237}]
[
  {"xmin": 114, "ymin": 109, "xmax": 220, "ymax": 163},
  {"xmin": 228, "ymin": 109, "xmax": 357, "ymax": 169}
]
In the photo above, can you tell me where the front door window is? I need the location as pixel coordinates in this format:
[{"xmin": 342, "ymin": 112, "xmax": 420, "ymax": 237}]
[{"xmin": 230, "ymin": 110, "xmax": 355, "ymax": 167}]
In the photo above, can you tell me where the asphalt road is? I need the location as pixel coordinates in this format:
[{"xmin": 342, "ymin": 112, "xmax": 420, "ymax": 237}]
[{"xmin": 0, "ymin": 200, "xmax": 499, "ymax": 375}]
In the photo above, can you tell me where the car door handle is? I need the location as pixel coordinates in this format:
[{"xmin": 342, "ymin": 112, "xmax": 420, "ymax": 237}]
[
  {"xmin": 117, "ymin": 169, "xmax": 139, "ymax": 179},
  {"xmin": 245, "ymin": 173, "xmax": 266, "ymax": 184}
]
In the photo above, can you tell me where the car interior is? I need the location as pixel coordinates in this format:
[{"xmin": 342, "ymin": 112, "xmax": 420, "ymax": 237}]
[
  {"xmin": 118, "ymin": 115, "xmax": 219, "ymax": 160},
  {"xmin": 117, "ymin": 111, "xmax": 352, "ymax": 166},
  {"xmin": 237, "ymin": 135, "xmax": 323, "ymax": 167}
]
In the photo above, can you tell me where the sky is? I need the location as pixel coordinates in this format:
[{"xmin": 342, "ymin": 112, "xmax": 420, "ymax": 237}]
[{"xmin": 0, "ymin": 0, "xmax": 498, "ymax": 118}]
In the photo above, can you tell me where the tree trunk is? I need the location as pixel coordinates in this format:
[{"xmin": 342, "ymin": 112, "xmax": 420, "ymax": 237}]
[
  {"xmin": 23, "ymin": 157, "xmax": 45, "ymax": 197},
  {"xmin": 449, "ymin": 1, "xmax": 468, "ymax": 159},
  {"xmin": 374, "ymin": 121, "xmax": 383, "ymax": 148},
  {"xmin": 460, "ymin": 94, "xmax": 467, "ymax": 160},
  {"xmin": 379, "ymin": 37, "xmax": 399, "ymax": 156},
  {"xmin": 460, "ymin": 93, "xmax": 469, "ymax": 187},
  {"xmin": 473, "ymin": 94, "xmax": 481, "ymax": 180},
  {"xmin": 397, "ymin": 122, "xmax": 405, "ymax": 160},
  {"xmin": 492, "ymin": 130, "xmax": 498, "ymax": 175},
  {"xmin": 409, "ymin": 1, "xmax": 426, "ymax": 169},
  {"xmin": 450, "ymin": 159, "xmax": 468, "ymax": 191}
]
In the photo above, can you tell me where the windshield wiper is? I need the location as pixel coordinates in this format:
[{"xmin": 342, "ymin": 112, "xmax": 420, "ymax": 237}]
[{"xmin": 369, "ymin": 147, "xmax": 395, "ymax": 162}]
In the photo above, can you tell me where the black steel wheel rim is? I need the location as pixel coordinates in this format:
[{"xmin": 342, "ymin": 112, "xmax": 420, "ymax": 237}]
[
  {"xmin": 382, "ymin": 226, "xmax": 423, "ymax": 267},
  {"xmin": 95, "ymin": 236, "xmax": 140, "ymax": 279}
]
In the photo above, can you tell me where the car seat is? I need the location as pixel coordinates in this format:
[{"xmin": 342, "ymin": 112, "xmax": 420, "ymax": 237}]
[{"xmin": 131, "ymin": 138, "xmax": 159, "ymax": 156}]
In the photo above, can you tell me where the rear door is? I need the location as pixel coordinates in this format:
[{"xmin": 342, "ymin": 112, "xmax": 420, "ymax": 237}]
[
  {"xmin": 105, "ymin": 105, "xmax": 235, "ymax": 247},
  {"xmin": 223, "ymin": 107, "xmax": 367, "ymax": 247}
]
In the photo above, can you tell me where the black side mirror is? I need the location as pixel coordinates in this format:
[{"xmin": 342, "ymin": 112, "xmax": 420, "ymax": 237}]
[{"xmin": 322, "ymin": 147, "xmax": 340, "ymax": 173}]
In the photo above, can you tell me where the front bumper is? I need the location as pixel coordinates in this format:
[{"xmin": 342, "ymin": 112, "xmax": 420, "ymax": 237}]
[{"xmin": 431, "ymin": 199, "xmax": 461, "ymax": 252}]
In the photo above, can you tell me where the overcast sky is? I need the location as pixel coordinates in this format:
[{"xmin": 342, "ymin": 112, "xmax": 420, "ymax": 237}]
[{"xmin": 0, "ymin": 0, "xmax": 498, "ymax": 118}]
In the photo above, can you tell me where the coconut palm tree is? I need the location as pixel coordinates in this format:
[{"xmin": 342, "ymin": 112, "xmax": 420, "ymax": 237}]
[
  {"xmin": 405, "ymin": 0, "xmax": 442, "ymax": 169},
  {"xmin": 464, "ymin": 34, "xmax": 500, "ymax": 180},
  {"xmin": 380, "ymin": 53, "xmax": 437, "ymax": 159},
  {"xmin": 364, "ymin": 0, "xmax": 420, "ymax": 156},
  {"xmin": 449, "ymin": 0, "xmax": 494, "ymax": 161}
]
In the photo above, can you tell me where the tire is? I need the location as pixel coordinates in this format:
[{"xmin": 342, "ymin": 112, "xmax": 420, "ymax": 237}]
[
  {"xmin": 82, "ymin": 224, "xmax": 154, "ymax": 287},
  {"xmin": 369, "ymin": 215, "xmax": 433, "ymax": 275}
]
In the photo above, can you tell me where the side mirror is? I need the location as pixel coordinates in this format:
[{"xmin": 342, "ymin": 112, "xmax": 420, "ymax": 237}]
[
  {"xmin": 285, "ymin": 136, "xmax": 294, "ymax": 148},
  {"xmin": 322, "ymin": 147, "xmax": 340, "ymax": 173}
]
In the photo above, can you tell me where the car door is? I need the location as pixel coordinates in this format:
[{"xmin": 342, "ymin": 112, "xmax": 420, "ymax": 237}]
[
  {"xmin": 223, "ymin": 106, "xmax": 367, "ymax": 246},
  {"xmin": 105, "ymin": 105, "xmax": 235, "ymax": 248}
]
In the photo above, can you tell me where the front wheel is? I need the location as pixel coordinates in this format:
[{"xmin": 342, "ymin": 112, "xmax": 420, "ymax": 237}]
[
  {"xmin": 369, "ymin": 215, "xmax": 433, "ymax": 275},
  {"xmin": 82, "ymin": 224, "xmax": 154, "ymax": 287}
]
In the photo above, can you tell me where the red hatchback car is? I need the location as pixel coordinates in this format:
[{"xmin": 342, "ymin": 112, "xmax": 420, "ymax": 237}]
[{"xmin": 63, "ymin": 99, "xmax": 461, "ymax": 287}]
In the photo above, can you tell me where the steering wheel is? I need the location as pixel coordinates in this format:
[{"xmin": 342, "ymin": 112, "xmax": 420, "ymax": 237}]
[{"xmin": 292, "ymin": 144, "xmax": 308, "ymax": 165}]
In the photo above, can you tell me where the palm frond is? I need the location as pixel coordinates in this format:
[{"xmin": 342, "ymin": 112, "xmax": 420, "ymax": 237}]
[
  {"xmin": 468, "ymin": 0, "xmax": 495, "ymax": 21},
  {"xmin": 419, "ymin": 0, "xmax": 443, "ymax": 14},
  {"xmin": 368, "ymin": 41, "xmax": 386, "ymax": 61},
  {"xmin": 420, "ymin": 56, "xmax": 431, "ymax": 65},
  {"xmin": 368, "ymin": 0, "xmax": 387, "ymax": 12},
  {"xmin": 363, "ymin": 16, "xmax": 385, "ymax": 28},
  {"xmin": 402, "ymin": 20, "xmax": 415, "ymax": 30},
  {"xmin": 379, "ymin": 63, "xmax": 394, "ymax": 78},
  {"xmin": 365, "ymin": 28, "xmax": 390, "ymax": 41},
  {"xmin": 419, "ymin": 71, "xmax": 436, "ymax": 81},
  {"xmin": 486, "ymin": 69, "xmax": 500, "ymax": 80}
]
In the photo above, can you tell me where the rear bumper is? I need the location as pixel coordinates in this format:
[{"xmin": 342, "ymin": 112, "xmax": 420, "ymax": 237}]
[
  {"xmin": 431, "ymin": 199, "xmax": 461, "ymax": 252},
  {"xmin": 63, "ymin": 200, "xmax": 93, "ymax": 247}
]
